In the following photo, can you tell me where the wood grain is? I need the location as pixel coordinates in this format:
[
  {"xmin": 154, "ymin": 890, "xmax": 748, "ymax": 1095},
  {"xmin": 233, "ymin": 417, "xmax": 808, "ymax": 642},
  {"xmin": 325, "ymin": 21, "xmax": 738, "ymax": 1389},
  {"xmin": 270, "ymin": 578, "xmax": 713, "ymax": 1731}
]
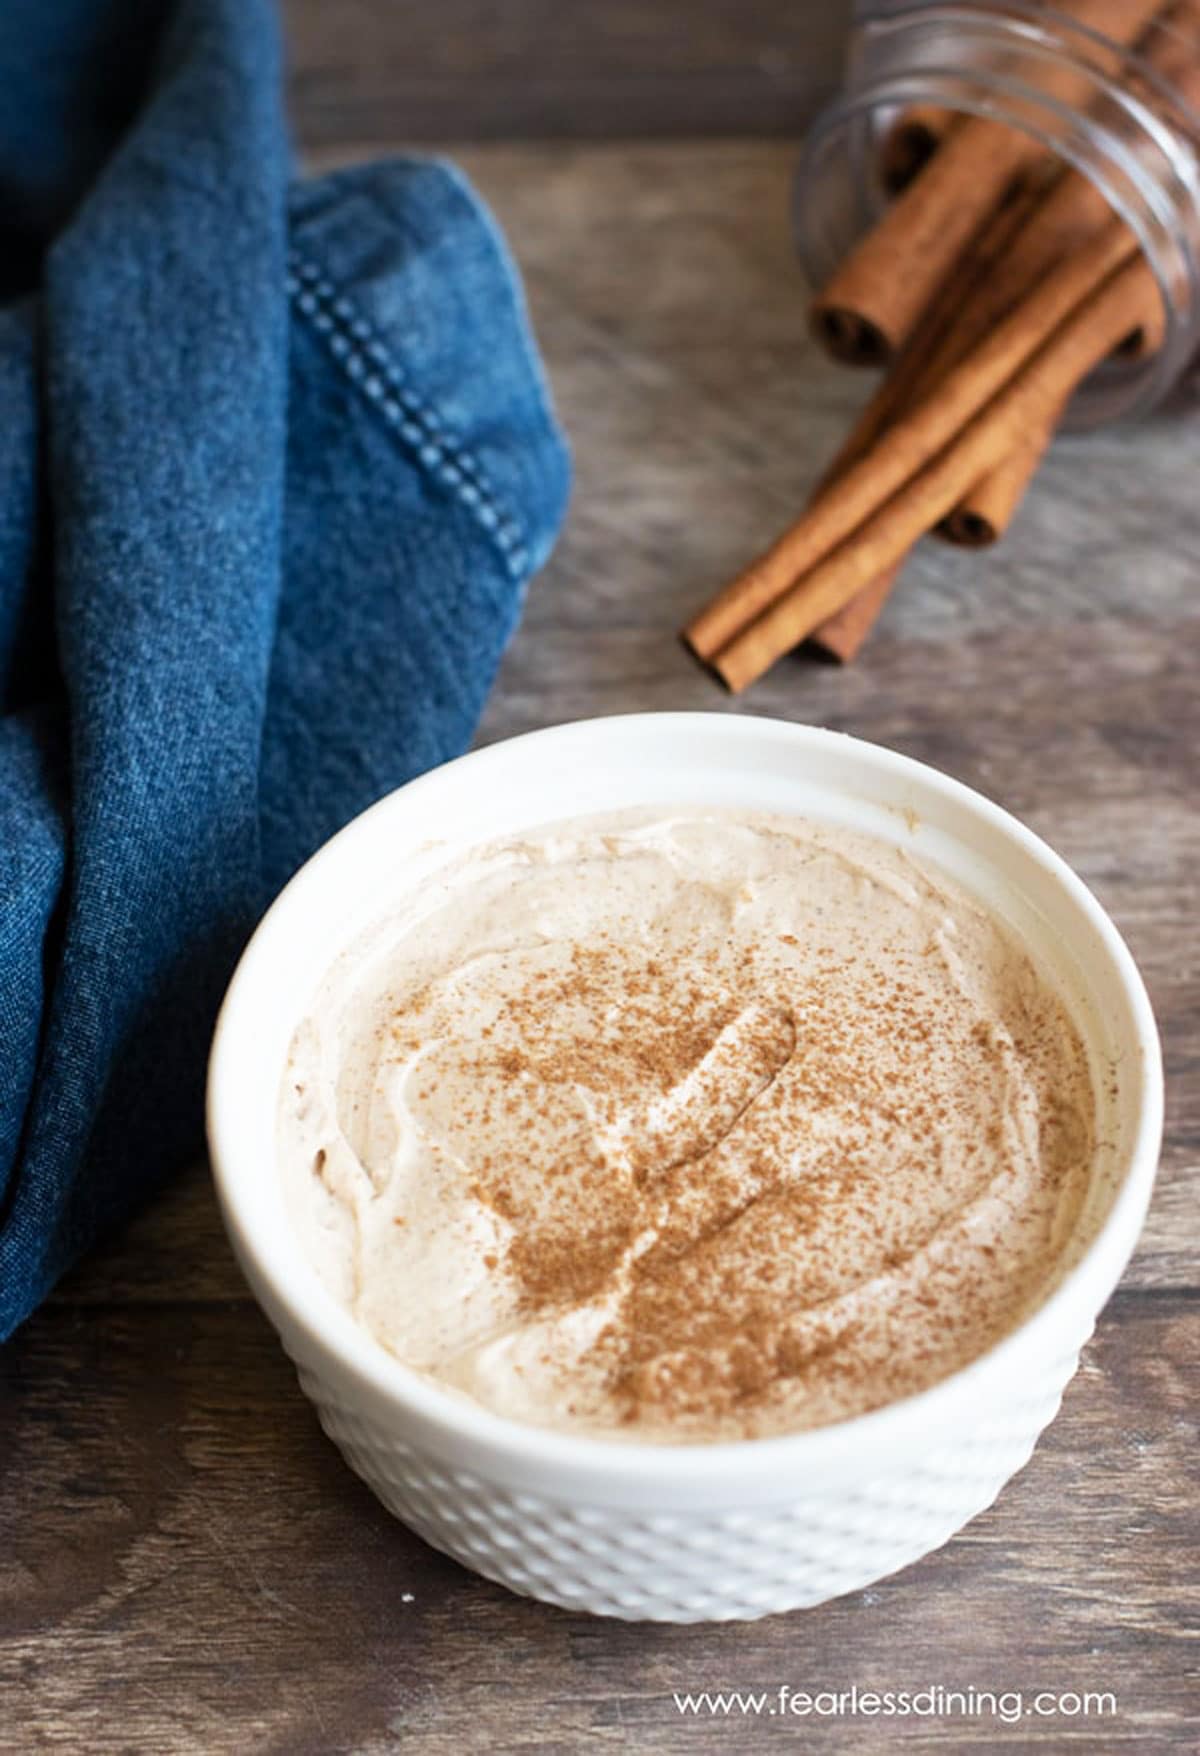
[
  {"xmin": 282, "ymin": 0, "xmax": 846, "ymax": 143},
  {"xmin": 3, "ymin": 1296, "xmax": 1195, "ymax": 1752},
  {"xmin": 4, "ymin": 100, "xmax": 1199, "ymax": 1756}
]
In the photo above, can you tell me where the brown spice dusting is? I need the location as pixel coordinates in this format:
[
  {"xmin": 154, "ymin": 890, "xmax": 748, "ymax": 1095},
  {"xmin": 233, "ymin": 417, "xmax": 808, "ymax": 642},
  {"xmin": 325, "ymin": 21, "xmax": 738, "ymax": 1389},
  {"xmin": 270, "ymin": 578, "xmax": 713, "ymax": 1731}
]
[
  {"xmin": 305, "ymin": 809, "xmax": 1096, "ymax": 1442},
  {"xmin": 419, "ymin": 899, "xmax": 1083, "ymax": 1434}
]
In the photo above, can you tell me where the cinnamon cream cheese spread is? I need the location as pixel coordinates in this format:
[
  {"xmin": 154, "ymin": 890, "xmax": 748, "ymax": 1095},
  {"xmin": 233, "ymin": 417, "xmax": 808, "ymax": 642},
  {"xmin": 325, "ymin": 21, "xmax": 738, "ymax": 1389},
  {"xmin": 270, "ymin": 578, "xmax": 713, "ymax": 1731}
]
[{"xmin": 280, "ymin": 809, "xmax": 1095, "ymax": 1443}]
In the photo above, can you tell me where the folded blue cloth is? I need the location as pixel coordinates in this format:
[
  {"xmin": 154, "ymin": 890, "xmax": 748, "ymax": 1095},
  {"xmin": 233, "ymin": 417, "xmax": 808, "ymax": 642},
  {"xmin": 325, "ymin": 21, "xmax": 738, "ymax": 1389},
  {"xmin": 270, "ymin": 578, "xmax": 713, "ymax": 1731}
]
[{"xmin": 0, "ymin": 0, "xmax": 569, "ymax": 1335}]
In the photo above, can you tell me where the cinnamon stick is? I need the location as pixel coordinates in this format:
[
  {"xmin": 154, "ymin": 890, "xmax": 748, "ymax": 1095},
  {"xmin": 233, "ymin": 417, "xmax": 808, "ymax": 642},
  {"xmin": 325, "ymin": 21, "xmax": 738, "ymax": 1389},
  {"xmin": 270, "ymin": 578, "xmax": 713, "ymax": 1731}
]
[
  {"xmin": 693, "ymin": 0, "xmax": 1194, "ymax": 678},
  {"xmin": 935, "ymin": 1, "xmax": 1198, "ymax": 544},
  {"xmin": 809, "ymin": 0, "xmax": 1165, "ymax": 364},
  {"xmin": 708, "ymin": 255, "xmax": 1159, "ymax": 692},
  {"xmin": 809, "ymin": 168, "xmax": 1114, "ymax": 627},
  {"xmin": 815, "ymin": 63, "xmax": 1174, "ymax": 635},
  {"xmin": 685, "ymin": 219, "xmax": 1139, "ymax": 665},
  {"xmin": 938, "ymin": 429, "xmax": 1056, "ymax": 547},
  {"xmin": 819, "ymin": 183, "xmax": 1043, "ymax": 481},
  {"xmin": 809, "ymin": 121, "xmax": 1034, "ymax": 366},
  {"xmin": 879, "ymin": 104, "xmax": 957, "ymax": 192},
  {"xmin": 805, "ymin": 184, "xmax": 1045, "ymax": 659}
]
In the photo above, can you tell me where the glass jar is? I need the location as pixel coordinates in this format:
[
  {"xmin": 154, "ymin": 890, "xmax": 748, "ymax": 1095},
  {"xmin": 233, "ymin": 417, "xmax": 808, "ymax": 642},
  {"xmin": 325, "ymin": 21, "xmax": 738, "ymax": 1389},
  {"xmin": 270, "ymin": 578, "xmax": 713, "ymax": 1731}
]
[{"xmin": 793, "ymin": 1, "xmax": 1200, "ymax": 423}]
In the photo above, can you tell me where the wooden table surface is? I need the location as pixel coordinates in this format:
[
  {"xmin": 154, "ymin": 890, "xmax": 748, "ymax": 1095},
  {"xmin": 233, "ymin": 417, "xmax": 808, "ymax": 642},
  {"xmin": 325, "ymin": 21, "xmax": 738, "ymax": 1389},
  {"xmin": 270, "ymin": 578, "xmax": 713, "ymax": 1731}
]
[{"xmin": 4, "ymin": 5, "xmax": 1198, "ymax": 1751}]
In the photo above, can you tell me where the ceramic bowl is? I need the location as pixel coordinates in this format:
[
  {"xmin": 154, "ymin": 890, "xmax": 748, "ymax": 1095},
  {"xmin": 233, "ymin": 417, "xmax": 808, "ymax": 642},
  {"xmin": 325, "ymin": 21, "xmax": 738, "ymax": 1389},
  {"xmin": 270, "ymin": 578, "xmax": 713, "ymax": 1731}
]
[{"xmin": 207, "ymin": 714, "xmax": 1162, "ymax": 1621}]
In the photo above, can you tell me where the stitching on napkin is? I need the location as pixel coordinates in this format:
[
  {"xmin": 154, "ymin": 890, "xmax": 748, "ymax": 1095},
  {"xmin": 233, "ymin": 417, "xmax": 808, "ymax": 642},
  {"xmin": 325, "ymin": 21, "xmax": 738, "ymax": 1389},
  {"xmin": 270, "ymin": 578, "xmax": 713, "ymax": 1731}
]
[{"xmin": 286, "ymin": 249, "xmax": 530, "ymax": 580}]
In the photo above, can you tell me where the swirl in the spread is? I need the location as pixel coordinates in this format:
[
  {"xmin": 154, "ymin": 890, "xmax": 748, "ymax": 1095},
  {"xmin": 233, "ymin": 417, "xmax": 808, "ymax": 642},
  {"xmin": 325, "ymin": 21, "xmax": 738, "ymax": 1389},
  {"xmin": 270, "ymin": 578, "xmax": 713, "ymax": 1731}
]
[{"xmin": 280, "ymin": 810, "xmax": 1095, "ymax": 1443}]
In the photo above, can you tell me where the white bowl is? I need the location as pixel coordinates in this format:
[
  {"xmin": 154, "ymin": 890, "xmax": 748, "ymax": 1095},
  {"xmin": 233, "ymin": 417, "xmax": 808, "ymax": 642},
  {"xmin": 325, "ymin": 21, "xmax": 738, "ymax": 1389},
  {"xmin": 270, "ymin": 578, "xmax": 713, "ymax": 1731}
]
[{"xmin": 207, "ymin": 714, "xmax": 1162, "ymax": 1622}]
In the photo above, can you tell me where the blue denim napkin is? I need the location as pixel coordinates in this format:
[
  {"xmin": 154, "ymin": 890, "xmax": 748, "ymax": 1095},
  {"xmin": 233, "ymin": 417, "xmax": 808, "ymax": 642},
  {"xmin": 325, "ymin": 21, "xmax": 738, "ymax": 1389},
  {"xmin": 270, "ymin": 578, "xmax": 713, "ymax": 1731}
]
[{"xmin": 0, "ymin": 0, "xmax": 569, "ymax": 1335}]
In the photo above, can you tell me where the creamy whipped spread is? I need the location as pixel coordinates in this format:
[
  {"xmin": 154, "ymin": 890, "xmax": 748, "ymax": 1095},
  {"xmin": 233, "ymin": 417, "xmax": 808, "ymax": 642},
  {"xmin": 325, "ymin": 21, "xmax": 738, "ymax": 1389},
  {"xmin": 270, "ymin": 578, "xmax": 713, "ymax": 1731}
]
[{"xmin": 280, "ymin": 808, "xmax": 1095, "ymax": 1443}]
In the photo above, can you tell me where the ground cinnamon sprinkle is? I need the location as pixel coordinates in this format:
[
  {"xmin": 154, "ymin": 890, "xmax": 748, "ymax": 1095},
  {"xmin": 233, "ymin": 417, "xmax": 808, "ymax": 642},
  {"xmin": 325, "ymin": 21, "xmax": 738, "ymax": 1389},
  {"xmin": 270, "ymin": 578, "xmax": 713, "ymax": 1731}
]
[{"xmin": 282, "ymin": 807, "xmax": 1098, "ymax": 1443}]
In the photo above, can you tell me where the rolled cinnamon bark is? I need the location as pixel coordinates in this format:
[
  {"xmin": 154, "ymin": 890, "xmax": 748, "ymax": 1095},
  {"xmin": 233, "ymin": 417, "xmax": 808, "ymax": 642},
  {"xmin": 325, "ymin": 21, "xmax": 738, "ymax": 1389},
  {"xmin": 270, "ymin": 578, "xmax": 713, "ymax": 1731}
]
[
  {"xmin": 708, "ymin": 255, "xmax": 1159, "ymax": 692},
  {"xmin": 813, "ymin": 167, "xmax": 1115, "ymax": 586},
  {"xmin": 810, "ymin": 121, "xmax": 1034, "ymax": 366},
  {"xmin": 809, "ymin": 0, "xmax": 1165, "ymax": 364},
  {"xmin": 816, "ymin": 79, "xmax": 1175, "ymax": 630},
  {"xmin": 936, "ymin": 0, "xmax": 1198, "ymax": 543},
  {"xmin": 938, "ymin": 430, "xmax": 1056, "ymax": 546},
  {"xmin": 819, "ymin": 183, "xmax": 1041, "ymax": 480},
  {"xmin": 685, "ymin": 219, "xmax": 1138, "ymax": 665},
  {"xmin": 698, "ymin": 0, "xmax": 1197, "ymax": 675},
  {"xmin": 879, "ymin": 104, "xmax": 957, "ymax": 192},
  {"xmin": 813, "ymin": 176, "xmax": 1162, "ymax": 627},
  {"xmin": 805, "ymin": 571, "xmax": 901, "ymax": 663},
  {"xmin": 807, "ymin": 183, "xmax": 1044, "ymax": 658}
]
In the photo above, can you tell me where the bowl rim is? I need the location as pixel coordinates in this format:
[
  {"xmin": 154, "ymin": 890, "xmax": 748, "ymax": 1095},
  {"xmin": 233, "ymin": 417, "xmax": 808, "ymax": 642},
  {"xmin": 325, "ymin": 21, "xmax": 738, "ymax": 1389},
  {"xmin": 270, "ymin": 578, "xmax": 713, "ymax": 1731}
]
[{"xmin": 207, "ymin": 712, "xmax": 1164, "ymax": 1486}]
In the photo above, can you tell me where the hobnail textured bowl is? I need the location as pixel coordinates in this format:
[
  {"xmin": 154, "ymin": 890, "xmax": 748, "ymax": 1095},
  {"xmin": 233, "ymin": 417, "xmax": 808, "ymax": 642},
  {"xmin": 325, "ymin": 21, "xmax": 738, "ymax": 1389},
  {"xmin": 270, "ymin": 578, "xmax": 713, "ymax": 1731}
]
[{"xmin": 207, "ymin": 714, "xmax": 1162, "ymax": 1621}]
